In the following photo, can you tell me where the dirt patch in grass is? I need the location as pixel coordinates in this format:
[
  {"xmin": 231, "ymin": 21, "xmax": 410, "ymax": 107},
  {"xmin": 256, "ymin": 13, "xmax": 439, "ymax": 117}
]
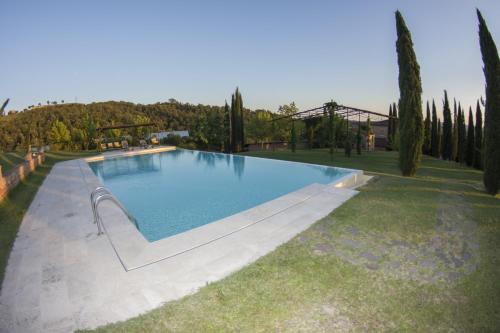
[{"xmin": 309, "ymin": 189, "xmax": 478, "ymax": 285}]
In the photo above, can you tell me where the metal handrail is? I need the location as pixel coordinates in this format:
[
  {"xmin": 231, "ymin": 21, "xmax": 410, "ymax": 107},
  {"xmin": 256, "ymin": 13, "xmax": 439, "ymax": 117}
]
[
  {"xmin": 90, "ymin": 187, "xmax": 111, "ymax": 227},
  {"xmin": 90, "ymin": 187, "xmax": 139, "ymax": 235},
  {"xmin": 90, "ymin": 187, "xmax": 110, "ymax": 209}
]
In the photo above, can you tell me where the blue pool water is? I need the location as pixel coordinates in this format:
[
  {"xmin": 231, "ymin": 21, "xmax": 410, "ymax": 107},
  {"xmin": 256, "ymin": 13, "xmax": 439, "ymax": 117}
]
[{"xmin": 89, "ymin": 149, "xmax": 352, "ymax": 242}]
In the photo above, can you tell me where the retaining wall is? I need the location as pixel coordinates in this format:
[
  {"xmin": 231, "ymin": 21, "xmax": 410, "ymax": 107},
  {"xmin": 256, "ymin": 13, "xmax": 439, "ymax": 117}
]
[{"xmin": 0, "ymin": 153, "xmax": 45, "ymax": 201}]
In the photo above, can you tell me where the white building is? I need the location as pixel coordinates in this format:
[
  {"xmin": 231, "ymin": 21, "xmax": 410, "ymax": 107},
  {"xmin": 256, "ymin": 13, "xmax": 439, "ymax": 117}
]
[{"xmin": 150, "ymin": 130, "xmax": 189, "ymax": 139}]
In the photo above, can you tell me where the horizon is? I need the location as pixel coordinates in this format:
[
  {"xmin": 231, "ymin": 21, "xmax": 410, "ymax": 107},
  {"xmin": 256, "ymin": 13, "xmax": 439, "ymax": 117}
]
[{"xmin": 1, "ymin": 0, "xmax": 499, "ymax": 117}]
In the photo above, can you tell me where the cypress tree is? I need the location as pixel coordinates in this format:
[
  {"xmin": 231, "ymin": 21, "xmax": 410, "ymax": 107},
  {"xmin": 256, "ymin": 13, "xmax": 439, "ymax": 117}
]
[
  {"xmin": 230, "ymin": 87, "xmax": 244, "ymax": 152},
  {"xmin": 392, "ymin": 102, "xmax": 400, "ymax": 151},
  {"xmin": 366, "ymin": 116, "xmax": 372, "ymax": 151},
  {"xmin": 239, "ymin": 91, "xmax": 245, "ymax": 150},
  {"xmin": 451, "ymin": 100, "xmax": 458, "ymax": 161},
  {"xmin": 393, "ymin": 102, "xmax": 398, "ymax": 139},
  {"xmin": 387, "ymin": 104, "xmax": 393, "ymax": 149},
  {"xmin": 474, "ymin": 101, "xmax": 483, "ymax": 169},
  {"xmin": 230, "ymin": 93, "xmax": 238, "ymax": 152},
  {"xmin": 356, "ymin": 121, "xmax": 362, "ymax": 155},
  {"xmin": 344, "ymin": 129, "xmax": 352, "ymax": 157},
  {"xmin": 223, "ymin": 101, "xmax": 231, "ymax": 153},
  {"xmin": 457, "ymin": 104, "xmax": 465, "ymax": 163},
  {"xmin": 438, "ymin": 119, "xmax": 442, "ymax": 157},
  {"xmin": 460, "ymin": 107, "xmax": 467, "ymax": 164},
  {"xmin": 290, "ymin": 121, "xmax": 296, "ymax": 153},
  {"xmin": 466, "ymin": 107, "xmax": 475, "ymax": 166},
  {"xmin": 442, "ymin": 91, "xmax": 452, "ymax": 160},
  {"xmin": 431, "ymin": 100, "xmax": 439, "ymax": 157},
  {"xmin": 423, "ymin": 101, "xmax": 431, "ymax": 155},
  {"xmin": 477, "ymin": 9, "xmax": 500, "ymax": 194},
  {"xmin": 395, "ymin": 11, "xmax": 424, "ymax": 176},
  {"xmin": 328, "ymin": 104, "xmax": 335, "ymax": 155}
]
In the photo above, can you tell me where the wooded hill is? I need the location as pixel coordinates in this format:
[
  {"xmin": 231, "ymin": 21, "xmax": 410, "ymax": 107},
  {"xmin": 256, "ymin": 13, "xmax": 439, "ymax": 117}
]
[{"xmin": 0, "ymin": 100, "xmax": 251, "ymax": 151}]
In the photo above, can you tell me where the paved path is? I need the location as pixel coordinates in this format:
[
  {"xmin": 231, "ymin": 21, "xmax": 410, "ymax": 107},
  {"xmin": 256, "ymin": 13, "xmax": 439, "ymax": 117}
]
[{"xmin": 0, "ymin": 159, "xmax": 359, "ymax": 332}]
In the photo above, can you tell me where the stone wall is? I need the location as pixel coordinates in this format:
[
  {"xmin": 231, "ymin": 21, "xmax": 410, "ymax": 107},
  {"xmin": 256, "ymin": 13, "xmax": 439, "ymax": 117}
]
[{"xmin": 0, "ymin": 153, "xmax": 45, "ymax": 201}]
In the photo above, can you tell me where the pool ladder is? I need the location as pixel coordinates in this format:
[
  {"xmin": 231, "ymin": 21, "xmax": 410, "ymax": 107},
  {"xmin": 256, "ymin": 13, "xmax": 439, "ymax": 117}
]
[{"xmin": 90, "ymin": 187, "xmax": 139, "ymax": 235}]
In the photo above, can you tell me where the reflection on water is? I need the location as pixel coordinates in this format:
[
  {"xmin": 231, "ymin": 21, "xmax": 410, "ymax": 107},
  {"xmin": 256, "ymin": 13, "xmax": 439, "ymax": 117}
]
[
  {"xmin": 91, "ymin": 149, "xmax": 251, "ymax": 181},
  {"xmin": 192, "ymin": 150, "xmax": 245, "ymax": 178},
  {"xmin": 90, "ymin": 154, "xmax": 162, "ymax": 180},
  {"xmin": 196, "ymin": 151, "xmax": 216, "ymax": 168},
  {"xmin": 232, "ymin": 154, "xmax": 245, "ymax": 179}
]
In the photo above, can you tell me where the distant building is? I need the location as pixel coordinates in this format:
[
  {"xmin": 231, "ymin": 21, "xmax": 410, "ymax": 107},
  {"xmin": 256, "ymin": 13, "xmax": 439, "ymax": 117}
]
[
  {"xmin": 348, "ymin": 120, "xmax": 388, "ymax": 150},
  {"xmin": 371, "ymin": 120, "xmax": 389, "ymax": 149},
  {"xmin": 150, "ymin": 130, "xmax": 189, "ymax": 139}
]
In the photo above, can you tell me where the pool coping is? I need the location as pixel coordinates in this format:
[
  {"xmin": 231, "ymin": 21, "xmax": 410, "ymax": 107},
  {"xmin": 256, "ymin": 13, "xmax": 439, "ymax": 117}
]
[{"xmin": 80, "ymin": 148, "xmax": 364, "ymax": 271}]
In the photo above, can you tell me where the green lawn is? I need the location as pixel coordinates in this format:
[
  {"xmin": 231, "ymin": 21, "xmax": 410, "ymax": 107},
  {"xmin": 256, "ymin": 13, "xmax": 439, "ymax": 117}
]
[
  {"xmin": 79, "ymin": 149, "xmax": 500, "ymax": 332},
  {"xmin": 0, "ymin": 151, "xmax": 26, "ymax": 174},
  {"xmin": 0, "ymin": 151, "xmax": 97, "ymax": 286}
]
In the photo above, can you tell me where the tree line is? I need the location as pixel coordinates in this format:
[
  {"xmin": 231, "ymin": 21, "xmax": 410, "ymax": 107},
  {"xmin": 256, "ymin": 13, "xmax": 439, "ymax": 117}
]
[
  {"xmin": 395, "ymin": 9, "xmax": 500, "ymax": 195},
  {"xmin": 419, "ymin": 94, "xmax": 484, "ymax": 171}
]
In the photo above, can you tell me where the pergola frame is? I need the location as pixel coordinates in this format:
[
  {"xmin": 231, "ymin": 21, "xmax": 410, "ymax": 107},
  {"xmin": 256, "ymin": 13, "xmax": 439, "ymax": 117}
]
[
  {"xmin": 271, "ymin": 104, "xmax": 395, "ymax": 123},
  {"xmin": 269, "ymin": 102, "xmax": 397, "ymax": 152}
]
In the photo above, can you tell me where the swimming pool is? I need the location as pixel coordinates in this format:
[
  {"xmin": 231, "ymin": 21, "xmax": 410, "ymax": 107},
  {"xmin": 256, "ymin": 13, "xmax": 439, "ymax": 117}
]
[{"xmin": 89, "ymin": 149, "xmax": 353, "ymax": 242}]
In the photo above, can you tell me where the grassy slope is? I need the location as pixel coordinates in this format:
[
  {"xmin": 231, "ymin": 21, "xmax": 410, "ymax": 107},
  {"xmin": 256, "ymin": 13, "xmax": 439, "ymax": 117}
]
[
  {"xmin": 0, "ymin": 152, "xmax": 25, "ymax": 174},
  {"xmin": 0, "ymin": 151, "xmax": 97, "ymax": 287},
  {"xmin": 69, "ymin": 150, "xmax": 496, "ymax": 331}
]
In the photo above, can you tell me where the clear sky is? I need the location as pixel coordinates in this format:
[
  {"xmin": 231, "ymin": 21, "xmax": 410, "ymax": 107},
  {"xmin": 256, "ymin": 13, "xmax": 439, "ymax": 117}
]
[{"xmin": 1, "ymin": 0, "xmax": 499, "ymax": 117}]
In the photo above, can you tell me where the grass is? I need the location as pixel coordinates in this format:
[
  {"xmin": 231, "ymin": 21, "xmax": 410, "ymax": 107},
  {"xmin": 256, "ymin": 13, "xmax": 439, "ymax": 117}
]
[
  {"xmin": 0, "ymin": 150, "xmax": 97, "ymax": 286},
  {"xmin": 74, "ymin": 149, "xmax": 500, "ymax": 332},
  {"xmin": 4, "ymin": 148, "xmax": 496, "ymax": 332},
  {"xmin": 0, "ymin": 151, "xmax": 26, "ymax": 174}
]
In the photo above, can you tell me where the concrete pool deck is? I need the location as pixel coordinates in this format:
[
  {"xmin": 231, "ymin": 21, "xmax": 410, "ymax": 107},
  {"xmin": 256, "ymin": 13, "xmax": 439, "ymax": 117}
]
[{"xmin": 0, "ymin": 150, "xmax": 366, "ymax": 332}]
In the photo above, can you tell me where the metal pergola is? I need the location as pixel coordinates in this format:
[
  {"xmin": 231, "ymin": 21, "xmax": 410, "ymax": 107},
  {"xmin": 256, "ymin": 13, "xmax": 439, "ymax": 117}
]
[
  {"xmin": 268, "ymin": 102, "xmax": 397, "ymax": 152},
  {"xmin": 271, "ymin": 104, "xmax": 394, "ymax": 123}
]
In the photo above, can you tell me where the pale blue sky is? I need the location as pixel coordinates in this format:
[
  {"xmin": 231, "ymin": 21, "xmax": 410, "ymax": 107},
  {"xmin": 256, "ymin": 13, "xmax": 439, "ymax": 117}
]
[{"xmin": 0, "ymin": 0, "xmax": 499, "ymax": 116}]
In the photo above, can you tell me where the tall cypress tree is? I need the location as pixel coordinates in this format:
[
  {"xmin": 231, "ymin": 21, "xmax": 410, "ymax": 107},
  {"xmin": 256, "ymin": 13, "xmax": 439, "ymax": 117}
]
[
  {"xmin": 423, "ymin": 101, "xmax": 431, "ymax": 155},
  {"xmin": 457, "ymin": 105, "xmax": 466, "ymax": 164},
  {"xmin": 393, "ymin": 102, "xmax": 398, "ymax": 139},
  {"xmin": 327, "ymin": 103, "xmax": 336, "ymax": 155},
  {"xmin": 223, "ymin": 101, "xmax": 231, "ymax": 153},
  {"xmin": 387, "ymin": 104, "xmax": 393, "ymax": 149},
  {"xmin": 451, "ymin": 100, "xmax": 458, "ymax": 161},
  {"xmin": 356, "ymin": 121, "xmax": 362, "ymax": 155},
  {"xmin": 438, "ymin": 118, "xmax": 442, "ymax": 157},
  {"xmin": 290, "ymin": 120, "xmax": 296, "ymax": 153},
  {"xmin": 395, "ymin": 11, "xmax": 424, "ymax": 176},
  {"xmin": 366, "ymin": 116, "xmax": 372, "ymax": 151},
  {"xmin": 461, "ymin": 108, "xmax": 467, "ymax": 162},
  {"xmin": 474, "ymin": 101, "xmax": 483, "ymax": 169},
  {"xmin": 230, "ymin": 87, "xmax": 245, "ymax": 152},
  {"xmin": 466, "ymin": 107, "xmax": 475, "ymax": 166},
  {"xmin": 477, "ymin": 9, "xmax": 500, "ymax": 194},
  {"xmin": 442, "ymin": 91, "xmax": 453, "ymax": 160},
  {"xmin": 230, "ymin": 93, "xmax": 238, "ymax": 152},
  {"xmin": 431, "ymin": 100, "xmax": 439, "ymax": 157},
  {"xmin": 239, "ymin": 91, "xmax": 245, "ymax": 150}
]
